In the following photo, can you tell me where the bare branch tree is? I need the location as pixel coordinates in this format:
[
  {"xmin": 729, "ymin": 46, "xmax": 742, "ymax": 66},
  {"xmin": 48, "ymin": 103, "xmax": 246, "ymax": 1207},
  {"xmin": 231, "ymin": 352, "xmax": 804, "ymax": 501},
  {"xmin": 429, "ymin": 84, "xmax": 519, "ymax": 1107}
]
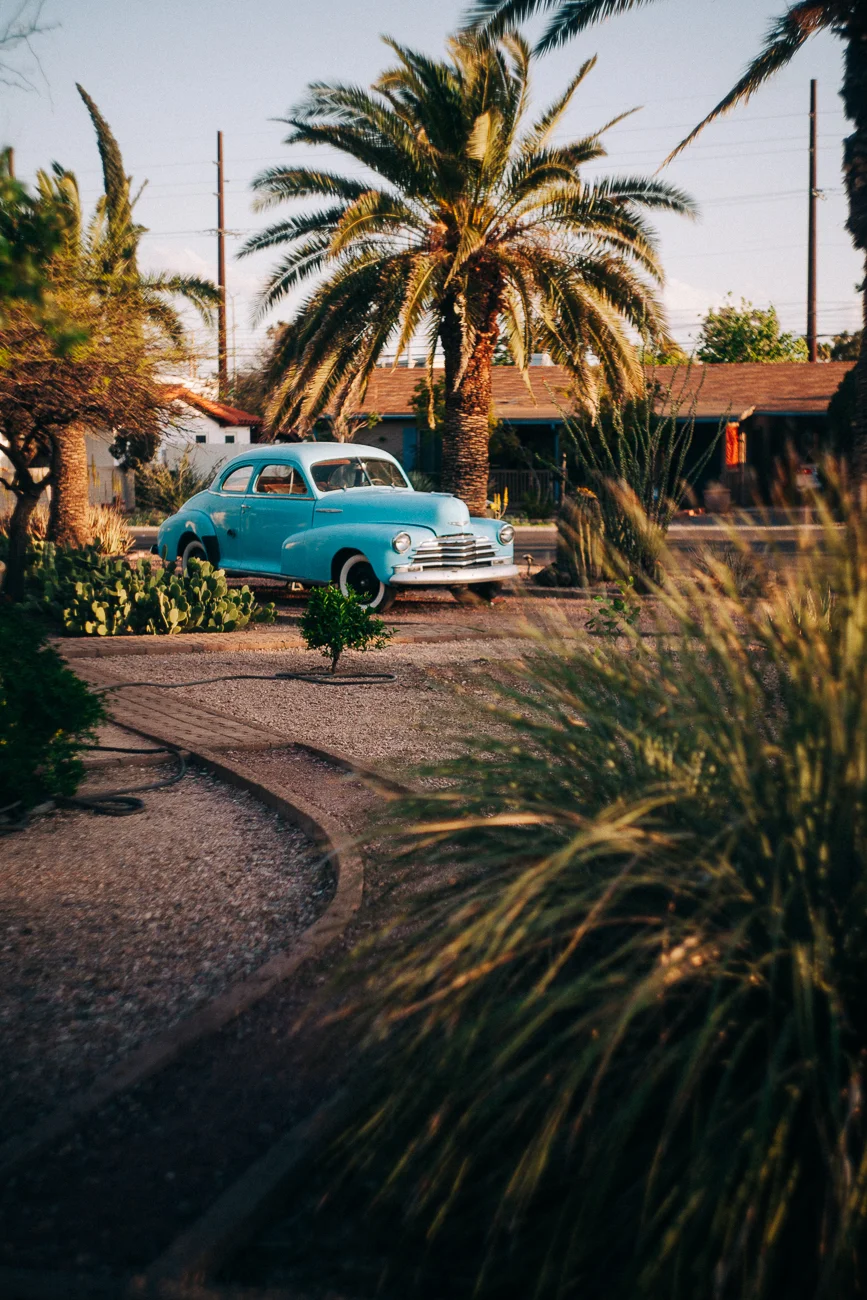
[{"xmin": 0, "ymin": 0, "xmax": 55, "ymax": 93}]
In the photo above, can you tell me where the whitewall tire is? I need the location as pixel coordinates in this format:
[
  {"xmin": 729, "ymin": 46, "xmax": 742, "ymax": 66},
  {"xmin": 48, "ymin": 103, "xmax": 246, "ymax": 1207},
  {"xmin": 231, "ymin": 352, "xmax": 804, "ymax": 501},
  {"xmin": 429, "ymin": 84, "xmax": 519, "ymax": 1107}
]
[
  {"xmin": 180, "ymin": 538, "xmax": 208, "ymax": 574},
  {"xmin": 338, "ymin": 553, "xmax": 396, "ymax": 612}
]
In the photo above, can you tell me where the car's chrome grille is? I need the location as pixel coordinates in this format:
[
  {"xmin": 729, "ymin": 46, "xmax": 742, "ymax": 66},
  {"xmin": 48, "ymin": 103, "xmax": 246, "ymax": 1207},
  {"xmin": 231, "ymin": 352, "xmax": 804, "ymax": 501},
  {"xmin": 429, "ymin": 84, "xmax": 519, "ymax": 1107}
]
[{"xmin": 410, "ymin": 532, "xmax": 498, "ymax": 570}]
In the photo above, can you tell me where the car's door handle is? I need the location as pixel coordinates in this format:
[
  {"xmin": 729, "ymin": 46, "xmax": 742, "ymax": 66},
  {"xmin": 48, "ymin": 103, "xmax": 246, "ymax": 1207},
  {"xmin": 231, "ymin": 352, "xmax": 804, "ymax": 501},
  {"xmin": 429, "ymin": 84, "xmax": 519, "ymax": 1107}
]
[{"xmin": 240, "ymin": 504, "xmax": 250, "ymax": 512}]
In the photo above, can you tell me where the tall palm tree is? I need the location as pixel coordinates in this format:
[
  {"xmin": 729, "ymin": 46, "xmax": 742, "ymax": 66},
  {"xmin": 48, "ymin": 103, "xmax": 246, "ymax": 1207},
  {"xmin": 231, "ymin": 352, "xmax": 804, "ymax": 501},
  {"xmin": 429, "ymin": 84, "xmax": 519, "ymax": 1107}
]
[
  {"xmin": 41, "ymin": 86, "xmax": 218, "ymax": 547},
  {"xmin": 242, "ymin": 32, "xmax": 692, "ymax": 514},
  {"xmin": 470, "ymin": 0, "xmax": 867, "ymax": 469}
]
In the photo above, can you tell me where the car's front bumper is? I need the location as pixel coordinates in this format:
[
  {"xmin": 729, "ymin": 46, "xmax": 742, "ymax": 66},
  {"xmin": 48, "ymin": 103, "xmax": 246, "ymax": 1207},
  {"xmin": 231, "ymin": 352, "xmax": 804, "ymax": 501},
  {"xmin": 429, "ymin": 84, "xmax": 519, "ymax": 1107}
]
[{"xmin": 390, "ymin": 562, "xmax": 519, "ymax": 586}]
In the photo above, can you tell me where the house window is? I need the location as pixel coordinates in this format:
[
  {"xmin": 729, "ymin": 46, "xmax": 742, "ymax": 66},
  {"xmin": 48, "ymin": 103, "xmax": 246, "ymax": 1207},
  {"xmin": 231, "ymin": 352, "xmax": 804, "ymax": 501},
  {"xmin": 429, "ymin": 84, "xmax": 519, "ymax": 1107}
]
[
  {"xmin": 195, "ymin": 435, "xmax": 207, "ymax": 444},
  {"xmin": 225, "ymin": 434, "xmax": 235, "ymax": 444}
]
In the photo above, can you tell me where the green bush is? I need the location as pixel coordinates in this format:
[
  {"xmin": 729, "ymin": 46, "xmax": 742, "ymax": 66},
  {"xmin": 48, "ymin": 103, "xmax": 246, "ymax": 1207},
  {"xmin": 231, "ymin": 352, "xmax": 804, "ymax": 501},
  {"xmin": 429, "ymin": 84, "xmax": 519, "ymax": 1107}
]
[
  {"xmin": 333, "ymin": 486, "xmax": 867, "ymax": 1299},
  {"xmin": 520, "ymin": 484, "xmax": 556, "ymax": 520},
  {"xmin": 26, "ymin": 546, "xmax": 275, "ymax": 636},
  {"xmin": 0, "ymin": 607, "xmax": 104, "ymax": 813},
  {"xmin": 300, "ymin": 583, "xmax": 392, "ymax": 672}
]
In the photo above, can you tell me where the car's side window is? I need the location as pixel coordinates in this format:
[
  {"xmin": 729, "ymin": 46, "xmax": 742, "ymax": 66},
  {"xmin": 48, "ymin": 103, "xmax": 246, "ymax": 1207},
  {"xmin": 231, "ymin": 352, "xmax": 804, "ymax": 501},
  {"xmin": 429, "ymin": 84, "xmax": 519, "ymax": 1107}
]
[
  {"xmin": 254, "ymin": 464, "xmax": 311, "ymax": 497},
  {"xmin": 220, "ymin": 465, "xmax": 253, "ymax": 494}
]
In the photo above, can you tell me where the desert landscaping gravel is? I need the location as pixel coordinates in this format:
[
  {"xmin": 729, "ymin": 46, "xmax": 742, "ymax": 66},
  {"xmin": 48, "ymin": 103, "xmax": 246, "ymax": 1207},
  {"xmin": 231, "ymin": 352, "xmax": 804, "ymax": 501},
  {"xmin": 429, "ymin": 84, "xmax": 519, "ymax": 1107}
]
[
  {"xmin": 0, "ymin": 753, "xmax": 331, "ymax": 1141},
  {"xmin": 88, "ymin": 636, "xmax": 538, "ymax": 771}
]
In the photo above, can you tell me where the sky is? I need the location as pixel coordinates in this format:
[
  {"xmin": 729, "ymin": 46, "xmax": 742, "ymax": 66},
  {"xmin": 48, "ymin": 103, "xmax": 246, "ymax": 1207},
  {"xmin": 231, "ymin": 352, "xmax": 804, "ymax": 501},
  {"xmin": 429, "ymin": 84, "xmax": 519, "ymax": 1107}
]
[{"xmin": 0, "ymin": 0, "xmax": 861, "ymax": 387}]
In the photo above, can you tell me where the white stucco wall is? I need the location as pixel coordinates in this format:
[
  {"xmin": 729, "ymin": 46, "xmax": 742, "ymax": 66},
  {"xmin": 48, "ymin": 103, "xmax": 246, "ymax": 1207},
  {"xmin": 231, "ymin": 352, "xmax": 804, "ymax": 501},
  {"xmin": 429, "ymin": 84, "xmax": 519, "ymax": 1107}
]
[{"xmin": 164, "ymin": 410, "xmax": 252, "ymax": 449}]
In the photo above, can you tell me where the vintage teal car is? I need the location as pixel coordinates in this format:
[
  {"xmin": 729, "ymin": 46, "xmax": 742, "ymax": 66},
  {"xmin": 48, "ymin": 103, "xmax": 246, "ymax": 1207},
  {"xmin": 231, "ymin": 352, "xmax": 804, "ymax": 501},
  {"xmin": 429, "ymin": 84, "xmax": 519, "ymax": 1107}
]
[{"xmin": 156, "ymin": 443, "xmax": 518, "ymax": 611}]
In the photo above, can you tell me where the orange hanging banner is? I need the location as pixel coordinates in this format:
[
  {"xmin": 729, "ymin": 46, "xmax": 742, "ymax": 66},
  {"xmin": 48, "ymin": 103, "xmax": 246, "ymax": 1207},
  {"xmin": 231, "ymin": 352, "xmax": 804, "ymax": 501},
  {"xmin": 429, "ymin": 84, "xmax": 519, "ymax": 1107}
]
[{"xmin": 725, "ymin": 422, "xmax": 741, "ymax": 468}]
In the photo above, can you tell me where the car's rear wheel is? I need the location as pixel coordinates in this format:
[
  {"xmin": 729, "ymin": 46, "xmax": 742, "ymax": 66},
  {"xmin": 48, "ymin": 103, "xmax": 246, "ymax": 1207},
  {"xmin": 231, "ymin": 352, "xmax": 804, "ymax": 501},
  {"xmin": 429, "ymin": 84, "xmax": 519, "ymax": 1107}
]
[
  {"xmin": 180, "ymin": 538, "xmax": 208, "ymax": 574},
  {"xmin": 338, "ymin": 553, "xmax": 396, "ymax": 612}
]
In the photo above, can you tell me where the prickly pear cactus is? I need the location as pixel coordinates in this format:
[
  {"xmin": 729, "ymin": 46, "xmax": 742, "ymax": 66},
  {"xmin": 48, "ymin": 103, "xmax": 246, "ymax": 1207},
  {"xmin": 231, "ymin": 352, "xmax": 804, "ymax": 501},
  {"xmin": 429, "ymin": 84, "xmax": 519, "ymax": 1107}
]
[{"xmin": 25, "ymin": 546, "xmax": 276, "ymax": 637}]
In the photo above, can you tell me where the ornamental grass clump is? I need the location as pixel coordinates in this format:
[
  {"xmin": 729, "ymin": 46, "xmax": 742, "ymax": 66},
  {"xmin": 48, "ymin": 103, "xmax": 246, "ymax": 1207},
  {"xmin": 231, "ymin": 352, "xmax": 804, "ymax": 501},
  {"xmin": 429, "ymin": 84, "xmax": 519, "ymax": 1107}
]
[{"xmin": 330, "ymin": 484, "xmax": 867, "ymax": 1300}]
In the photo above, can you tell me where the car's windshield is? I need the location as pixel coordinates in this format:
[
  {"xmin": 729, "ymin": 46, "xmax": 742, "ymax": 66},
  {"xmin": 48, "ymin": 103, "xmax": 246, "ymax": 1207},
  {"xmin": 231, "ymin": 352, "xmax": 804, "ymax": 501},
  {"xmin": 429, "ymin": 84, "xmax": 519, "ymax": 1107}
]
[{"xmin": 310, "ymin": 457, "xmax": 410, "ymax": 493}]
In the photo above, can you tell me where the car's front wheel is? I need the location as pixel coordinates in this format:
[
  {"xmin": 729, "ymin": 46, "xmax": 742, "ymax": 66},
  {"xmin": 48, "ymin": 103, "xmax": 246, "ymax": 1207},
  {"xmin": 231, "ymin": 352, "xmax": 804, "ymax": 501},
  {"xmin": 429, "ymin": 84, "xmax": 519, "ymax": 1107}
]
[
  {"xmin": 338, "ymin": 553, "xmax": 396, "ymax": 612},
  {"xmin": 180, "ymin": 537, "xmax": 208, "ymax": 574}
]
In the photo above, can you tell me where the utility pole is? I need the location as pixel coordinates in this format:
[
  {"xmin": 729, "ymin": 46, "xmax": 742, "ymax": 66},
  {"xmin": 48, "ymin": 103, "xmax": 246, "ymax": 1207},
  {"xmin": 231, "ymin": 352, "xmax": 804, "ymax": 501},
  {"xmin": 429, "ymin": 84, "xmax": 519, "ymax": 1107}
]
[
  {"xmin": 216, "ymin": 130, "xmax": 228, "ymax": 400},
  {"xmin": 7, "ymin": 146, "xmax": 14, "ymax": 179},
  {"xmin": 807, "ymin": 80, "xmax": 818, "ymax": 363}
]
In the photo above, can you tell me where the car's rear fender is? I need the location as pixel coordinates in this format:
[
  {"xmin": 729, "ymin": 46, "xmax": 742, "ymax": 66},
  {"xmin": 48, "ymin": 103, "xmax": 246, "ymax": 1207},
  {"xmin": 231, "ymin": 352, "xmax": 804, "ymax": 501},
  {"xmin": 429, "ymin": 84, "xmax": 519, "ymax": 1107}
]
[
  {"xmin": 156, "ymin": 509, "xmax": 221, "ymax": 565},
  {"xmin": 280, "ymin": 523, "xmax": 436, "ymax": 585}
]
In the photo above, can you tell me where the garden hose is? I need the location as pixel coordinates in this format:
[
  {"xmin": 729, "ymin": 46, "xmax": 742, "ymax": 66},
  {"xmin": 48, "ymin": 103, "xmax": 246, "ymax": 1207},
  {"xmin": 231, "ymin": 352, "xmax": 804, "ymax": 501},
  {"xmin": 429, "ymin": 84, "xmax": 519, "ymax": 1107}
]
[
  {"xmin": 1, "ymin": 669, "xmax": 395, "ymax": 833},
  {"xmin": 94, "ymin": 670, "xmax": 396, "ymax": 692},
  {"xmin": 0, "ymin": 740, "xmax": 186, "ymax": 833}
]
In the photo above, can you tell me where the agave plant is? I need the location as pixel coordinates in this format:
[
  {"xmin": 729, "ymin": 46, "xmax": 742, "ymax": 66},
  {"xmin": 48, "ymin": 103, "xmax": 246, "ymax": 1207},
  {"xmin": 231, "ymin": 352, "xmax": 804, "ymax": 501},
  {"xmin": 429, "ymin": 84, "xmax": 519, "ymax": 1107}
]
[
  {"xmin": 242, "ymin": 32, "xmax": 692, "ymax": 513},
  {"xmin": 330, "ymin": 480, "xmax": 867, "ymax": 1299}
]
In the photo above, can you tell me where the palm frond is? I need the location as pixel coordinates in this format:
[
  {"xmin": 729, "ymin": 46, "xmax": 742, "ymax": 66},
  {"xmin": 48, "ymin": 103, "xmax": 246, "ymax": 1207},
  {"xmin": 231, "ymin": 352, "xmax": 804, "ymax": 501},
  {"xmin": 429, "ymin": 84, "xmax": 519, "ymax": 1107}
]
[
  {"xmin": 75, "ymin": 84, "xmax": 134, "ymax": 243},
  {"xmin": 520, "ymin": 56, "xmax": 598, "ymax": 153},
  {"xmin": 140, "ymin": 272, "xmax": 221, "ymax": 324},
  {"xmin": 251, "ymin": 30, "xmax": 690, "ymax": 452},
  {"xmin": 250, "ymin": 167, "xmax": 372, "ymax": 211},
  {"xmin": 664, "ymin": 3, "xmax": 828, "ymax": 162}
]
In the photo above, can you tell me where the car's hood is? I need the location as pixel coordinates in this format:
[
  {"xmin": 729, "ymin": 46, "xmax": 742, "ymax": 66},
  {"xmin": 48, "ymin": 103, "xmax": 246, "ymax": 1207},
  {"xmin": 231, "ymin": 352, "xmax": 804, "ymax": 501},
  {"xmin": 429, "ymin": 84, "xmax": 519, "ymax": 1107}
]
[{"xmin": 314, "ymin": 489, "xmax": 471, "ymax": 533}]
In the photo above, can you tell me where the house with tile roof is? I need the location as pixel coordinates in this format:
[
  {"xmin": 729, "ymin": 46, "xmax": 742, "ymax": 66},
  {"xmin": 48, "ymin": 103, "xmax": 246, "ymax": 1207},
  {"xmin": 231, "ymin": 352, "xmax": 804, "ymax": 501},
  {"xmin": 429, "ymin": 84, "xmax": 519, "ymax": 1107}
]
[
  {"xmin": 155, "ymin": 386, "xmax": 265, "ymax": 477},
  {"xmin": 337, "ymin": 361, "xmax": 854, "ymax": 505}
]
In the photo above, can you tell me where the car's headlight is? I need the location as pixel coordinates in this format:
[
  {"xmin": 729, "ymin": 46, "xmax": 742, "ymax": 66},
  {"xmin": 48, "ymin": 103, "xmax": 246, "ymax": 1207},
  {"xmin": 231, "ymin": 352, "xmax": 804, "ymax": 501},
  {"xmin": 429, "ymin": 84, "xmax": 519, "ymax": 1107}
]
[
  {"xmin": 498, "ymin": 523, "xmax": 515, "ymax": 545},
  {"xmin": 392, "ymin": 531, "xmax": 412, "ymax": 554}
]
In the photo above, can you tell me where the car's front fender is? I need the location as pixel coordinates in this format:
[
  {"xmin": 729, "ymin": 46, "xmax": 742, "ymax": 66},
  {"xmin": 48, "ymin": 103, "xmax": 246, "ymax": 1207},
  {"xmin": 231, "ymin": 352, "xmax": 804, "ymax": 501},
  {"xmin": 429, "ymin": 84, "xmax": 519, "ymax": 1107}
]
[{"xmin": 280, "ymin": 522, "xmax": 437, "ymax": 585}]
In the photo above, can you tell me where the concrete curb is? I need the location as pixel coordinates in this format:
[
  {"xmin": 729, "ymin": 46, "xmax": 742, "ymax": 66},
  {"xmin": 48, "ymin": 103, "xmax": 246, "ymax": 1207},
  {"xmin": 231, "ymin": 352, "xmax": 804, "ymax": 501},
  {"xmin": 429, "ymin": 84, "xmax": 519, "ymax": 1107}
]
[
  {"xmin": 0, "ymin": 751, "xmax": 364, "ymax": 1183},
  {"xmin": 140, "ymin": 1092, "xmax": 351, "ymax": 1290}
]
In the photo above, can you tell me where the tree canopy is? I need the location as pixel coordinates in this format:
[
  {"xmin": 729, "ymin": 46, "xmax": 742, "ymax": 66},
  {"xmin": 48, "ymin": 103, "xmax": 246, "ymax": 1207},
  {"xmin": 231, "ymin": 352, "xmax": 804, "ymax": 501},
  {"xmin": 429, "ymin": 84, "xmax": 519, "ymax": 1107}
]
[
  {"xmin": 696, "ymin": 297, "xmax": 808, "ymax": 365},
  {"xmin": 242, "ymin": 31, "xmax": 691, "ymax": 509}
]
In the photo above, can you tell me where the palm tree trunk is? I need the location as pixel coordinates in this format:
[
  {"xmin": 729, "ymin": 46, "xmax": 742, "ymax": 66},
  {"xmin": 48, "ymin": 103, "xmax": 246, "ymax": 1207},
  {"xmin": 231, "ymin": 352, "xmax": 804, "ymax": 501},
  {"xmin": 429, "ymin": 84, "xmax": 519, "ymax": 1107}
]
[
  {"xmin": 843, "ymin": 11, "xmax": 867, "ymax": 474},
  {"xmin": 48, "ymin": 423, "xmax": 93, "ymax": 548},
  {"xmin": 1, "ymin": 482, "xmax": 42, "ymax": 602},
  {"xmin": 440, "ymin": 305, "xmax": 499, "ymax": 517}
]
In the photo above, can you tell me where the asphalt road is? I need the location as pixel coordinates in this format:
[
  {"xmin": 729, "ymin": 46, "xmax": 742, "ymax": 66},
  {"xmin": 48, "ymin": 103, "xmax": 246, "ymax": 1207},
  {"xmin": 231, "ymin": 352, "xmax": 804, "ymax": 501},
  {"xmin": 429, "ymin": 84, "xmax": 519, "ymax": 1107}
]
[{"xmin": 132, "ymin": 522, "xmax": 819, "ymax": 568}]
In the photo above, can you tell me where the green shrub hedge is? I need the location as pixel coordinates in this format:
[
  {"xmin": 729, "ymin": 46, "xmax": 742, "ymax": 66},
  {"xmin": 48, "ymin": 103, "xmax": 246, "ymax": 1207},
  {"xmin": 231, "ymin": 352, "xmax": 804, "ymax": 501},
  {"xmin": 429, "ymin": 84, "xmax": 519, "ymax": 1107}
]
[{"xmin": 0, "ymin": 607, "xmax": 104, "ymax": 813}]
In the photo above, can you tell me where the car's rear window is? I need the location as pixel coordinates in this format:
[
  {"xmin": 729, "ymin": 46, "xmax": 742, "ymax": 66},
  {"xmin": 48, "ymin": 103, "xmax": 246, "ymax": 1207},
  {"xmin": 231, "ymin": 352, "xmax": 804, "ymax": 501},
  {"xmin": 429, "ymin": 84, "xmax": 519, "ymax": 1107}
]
[
  {"xmin": 310, "ymin": 457, "xmax": 409, "ymax": 493},
  {"xmin": 220, "ymin": 465, "xmax": 254, "ymax": 493}
]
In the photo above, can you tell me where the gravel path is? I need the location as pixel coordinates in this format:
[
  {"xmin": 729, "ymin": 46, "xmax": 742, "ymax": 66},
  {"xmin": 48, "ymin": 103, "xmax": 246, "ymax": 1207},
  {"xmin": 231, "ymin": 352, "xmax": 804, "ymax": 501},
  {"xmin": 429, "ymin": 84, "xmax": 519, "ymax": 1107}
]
[
  {"xmin": 88, "ymin": 637, "xmax": 536, "ymax": 772},
  {"xmin": 0, "ymin": 753, "xmax": 331, "ymax": 1141}
]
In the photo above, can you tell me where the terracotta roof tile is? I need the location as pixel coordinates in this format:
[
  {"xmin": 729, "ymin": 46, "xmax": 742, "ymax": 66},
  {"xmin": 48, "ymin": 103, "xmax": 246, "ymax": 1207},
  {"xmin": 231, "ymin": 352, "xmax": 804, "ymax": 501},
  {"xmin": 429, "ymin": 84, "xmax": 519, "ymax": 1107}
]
[{"xmin": 160, "ymin": 385, "xmax": 263, "ymax": 428}]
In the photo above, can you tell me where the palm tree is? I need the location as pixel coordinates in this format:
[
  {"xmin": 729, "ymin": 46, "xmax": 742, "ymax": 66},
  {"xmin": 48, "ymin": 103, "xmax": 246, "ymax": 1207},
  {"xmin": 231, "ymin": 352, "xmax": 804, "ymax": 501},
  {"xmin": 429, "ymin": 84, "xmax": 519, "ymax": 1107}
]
[
  {"xmin": 470, "ymin": 0, "xmax": 867, "ymax": 470},
  {"xmin": 241, "ymin": 32, "xmax": 692, "ymax": 514},
  {"xmin": 42, "ymin": 86, "xmax": 218, "ymax": 547}
]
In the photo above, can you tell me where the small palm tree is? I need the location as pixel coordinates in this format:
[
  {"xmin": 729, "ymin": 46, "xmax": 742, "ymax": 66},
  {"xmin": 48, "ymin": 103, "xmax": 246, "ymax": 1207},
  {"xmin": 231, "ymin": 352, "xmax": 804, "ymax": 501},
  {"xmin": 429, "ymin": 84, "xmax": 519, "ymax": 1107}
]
[
  {"xmin": 39, "ymin": 86, "xmax": 219, "ymax": 547},
  {"xmin": 470, "ymin": 0, "xmax": 867, "ymax": 467},
  {"xmin": 242, "ymin": 32, "xmax": 693, "ymax": 514}
]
